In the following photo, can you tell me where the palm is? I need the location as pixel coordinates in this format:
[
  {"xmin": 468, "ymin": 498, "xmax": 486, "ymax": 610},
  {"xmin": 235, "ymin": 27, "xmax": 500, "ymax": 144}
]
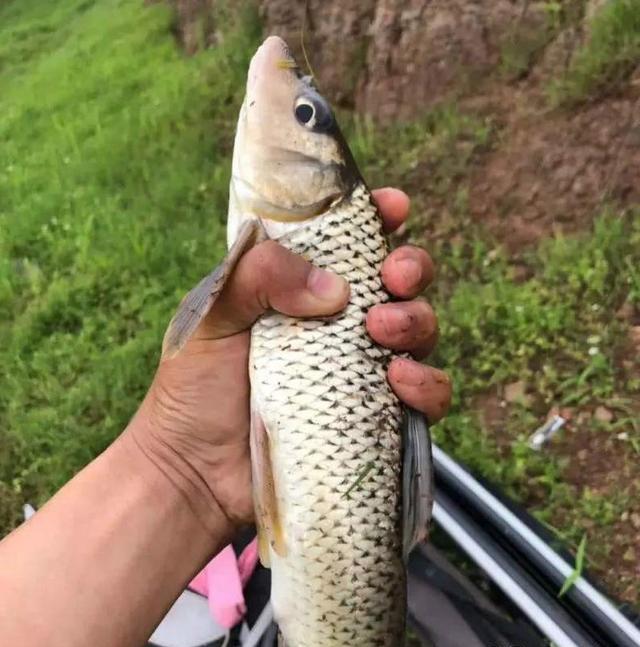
[{"xmin": 153, "ymin": 331, "xmax": 255, "ymax": 525}]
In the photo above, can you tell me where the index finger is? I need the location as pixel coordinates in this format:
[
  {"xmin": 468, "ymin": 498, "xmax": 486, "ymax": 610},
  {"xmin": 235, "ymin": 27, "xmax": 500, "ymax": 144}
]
[{"xmin": 372, "ymin": 187, "xmax": 410, "ymax": 234}]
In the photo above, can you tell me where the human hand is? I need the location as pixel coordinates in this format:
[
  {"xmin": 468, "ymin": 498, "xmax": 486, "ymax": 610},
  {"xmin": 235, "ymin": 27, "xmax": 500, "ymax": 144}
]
[{"xmin": 127, "ymin": 188, "xmax": 451, "ymax": 541}]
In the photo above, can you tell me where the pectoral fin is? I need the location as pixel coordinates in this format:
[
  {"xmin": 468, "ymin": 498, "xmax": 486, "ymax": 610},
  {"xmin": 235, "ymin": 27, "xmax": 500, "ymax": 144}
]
[
  {"xmin": 162, "ymin": 219, "xmax": 266, "ymax": 359},
  {"xmin": 250, "ymin": 407, "xmax": 286, "ymax": 566},
  {"xmin": 402, "ymin": 407, "xmax": 434, "ymax": 561}
]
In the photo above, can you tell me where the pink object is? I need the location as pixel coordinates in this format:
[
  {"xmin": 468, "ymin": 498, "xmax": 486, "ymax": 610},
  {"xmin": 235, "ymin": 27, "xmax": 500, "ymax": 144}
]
[{"xmin": 189, "ymin": 539, "xmax": 259, "ymax": 628}]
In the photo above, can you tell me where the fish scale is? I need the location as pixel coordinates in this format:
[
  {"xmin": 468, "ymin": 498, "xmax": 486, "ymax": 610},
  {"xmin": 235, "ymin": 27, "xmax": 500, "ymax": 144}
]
[{"xmin": 250, "ymin": 182, "xmax": 406, "ymax": 647}]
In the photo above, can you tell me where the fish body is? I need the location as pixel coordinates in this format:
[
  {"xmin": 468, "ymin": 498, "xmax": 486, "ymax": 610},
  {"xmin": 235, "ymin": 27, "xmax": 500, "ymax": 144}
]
[
  {"xmin": 163, "ymin": 35, "xmax": 432, "ymax": 647},
  {"xmin": 250, "ymin": 183, "xmax": 405, "ymax": 646}
]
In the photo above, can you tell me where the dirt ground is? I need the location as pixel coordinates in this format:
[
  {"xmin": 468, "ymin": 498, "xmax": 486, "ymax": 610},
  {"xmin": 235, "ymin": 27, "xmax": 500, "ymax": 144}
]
[{"xmin": 464, "ymin": 72, "xmax": 640, "ymax": 246}]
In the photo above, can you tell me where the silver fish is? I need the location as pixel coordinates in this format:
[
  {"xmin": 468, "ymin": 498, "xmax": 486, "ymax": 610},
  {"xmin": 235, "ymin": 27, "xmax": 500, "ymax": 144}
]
[{"xmin": 163, "ymin": 36, "xmax": 433, "ymax": 647}]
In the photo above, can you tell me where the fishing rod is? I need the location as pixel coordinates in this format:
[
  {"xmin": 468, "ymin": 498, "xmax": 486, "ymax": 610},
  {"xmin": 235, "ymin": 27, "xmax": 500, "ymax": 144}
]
[
  {"xmin": 433, "ymin": 490, "xmax": 595, "ymax": 647},
  {"xmin": 431, "ymin": 444, "xmax": 640, "ymax": 647}
]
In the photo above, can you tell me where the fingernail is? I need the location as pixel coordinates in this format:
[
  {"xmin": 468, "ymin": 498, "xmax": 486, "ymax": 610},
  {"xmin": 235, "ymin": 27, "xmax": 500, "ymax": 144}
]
[
  {"xmin": 381, "ymin": 306, "xmax": 412, "ymax": 335},
  {"xmin": 395, "ymin": 258, "xmax": 421, "ymax": 288},
  {"xmin": 431, "ymin": 368, "xmax": 451, "ymax": 386},
  {"xmin": 307, "ymin": 267, "xmax": 348, "ymax": 301},
  {"xmin": 395, "ymin": 359, "xmax": 426, "ymax": 386}
]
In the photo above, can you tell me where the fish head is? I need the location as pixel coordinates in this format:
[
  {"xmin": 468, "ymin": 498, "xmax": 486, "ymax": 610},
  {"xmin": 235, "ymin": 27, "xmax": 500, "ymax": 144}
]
[{"xmin": 228, "ymin": 36, "xmax": 358, "ymax": 245}]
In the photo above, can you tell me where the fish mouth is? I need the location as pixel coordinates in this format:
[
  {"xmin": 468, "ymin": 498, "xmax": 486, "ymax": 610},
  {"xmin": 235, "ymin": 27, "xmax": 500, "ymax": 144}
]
[
  {"xmin": 248, "ymin": 36, "xmax": 298, "ymax": 91},
  {"xmin": 231, "ymin": 175, "xmax": 342, "ymax": 223}
]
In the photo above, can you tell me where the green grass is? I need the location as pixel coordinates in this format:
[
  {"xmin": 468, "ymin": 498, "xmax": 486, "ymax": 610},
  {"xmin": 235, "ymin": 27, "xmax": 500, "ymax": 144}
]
[
  {"xmin": 558, "ymin": 533, "xmax": 587, "ymax": 597},
  {"xmin": 432, "ymin": 211, "xmax": 639, "ymax": 477},
  {"xmin": 423, "ymin": 208, "xmax": 640, "ymax": 564},
  {"xmin": 550, "ymin": 0, "xmax": 640, "ymax": 104},
  {"xmin": 0, "ymin": 0, "xmax": 260, "ymax": 532},
  {"xmin": 347, "ymin": 104, "xmax": 493, "ymax": 216}
]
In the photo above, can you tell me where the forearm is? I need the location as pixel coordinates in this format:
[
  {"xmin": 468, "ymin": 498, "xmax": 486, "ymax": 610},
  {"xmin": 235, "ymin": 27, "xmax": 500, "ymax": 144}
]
[{"xmin": 0, "ymin": 410, "xmax": 232, "ymax": 647}]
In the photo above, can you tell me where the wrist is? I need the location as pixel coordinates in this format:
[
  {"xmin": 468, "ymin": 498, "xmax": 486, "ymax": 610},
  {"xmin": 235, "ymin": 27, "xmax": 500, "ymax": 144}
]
[
  {"xmin": 124, "ymin": 379, "xmax": 252, "ymax": 539},
  {"xmin": 122, "ymin": 397, "xmax": 239, "ymax": 544}
]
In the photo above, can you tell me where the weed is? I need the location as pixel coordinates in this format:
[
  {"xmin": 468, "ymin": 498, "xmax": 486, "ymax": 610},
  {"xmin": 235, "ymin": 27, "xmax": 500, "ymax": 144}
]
[
  {"xmin": 558, "ymin": 533, "xmax": 587, "ymax": 597},
  {"xmin": 549, "ymin": 0, "xmax": 640, "ymax": 104}
]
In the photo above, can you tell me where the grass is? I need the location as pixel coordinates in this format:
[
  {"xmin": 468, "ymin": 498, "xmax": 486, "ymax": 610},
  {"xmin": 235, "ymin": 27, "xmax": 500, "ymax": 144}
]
[
  {"xmin": 550, "ymin": 0, "xmax": 640, "ymax": 104},
  {"xmin": 430, "ymin": 212, "xmax": 639, "ymax": 541},
  {"xmin": 558, "ymin": 533, "xmax": 587, "ymax": 597},
  {"xmin": 0, "ymin": 0, "xmax": 261, "ymax": 532}
]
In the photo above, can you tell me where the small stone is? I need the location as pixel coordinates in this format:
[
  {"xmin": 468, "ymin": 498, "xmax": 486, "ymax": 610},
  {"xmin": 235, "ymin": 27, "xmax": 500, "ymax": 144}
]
[
  {"xmin": 617, "ymin": 432, "xmax": 629, "ymax": 441},
  {"xmin": 504, "ymin": 381, "xmax": 528, "ymax": 404},
  {"xmin": 545, "ymin": 405, "xmax": 572, "ymax": 430},
  {"xmin": 631, "ymin": 513, "xmax": 640, "ymax": 529},
  {"xmin": 525, "ymin": 184, "xmax": 540, "ymax": 203},
  {"xmin": 623, "ymin": 547, "xmax": 636, "ymax": 563},
  {"xmin": 594, "ymin": 406, "xmax": 614, "ymax": 423},
  {"xmin": 621, "ymin": 511, "xmax": 629, "ymax": 522},
  {"xmin": 577, "ymin": 449, "xmax": 588, "ymax": 461},
  {"xmin": 572, "ymin": 178, "xmax": 587, "ymax": 195}
]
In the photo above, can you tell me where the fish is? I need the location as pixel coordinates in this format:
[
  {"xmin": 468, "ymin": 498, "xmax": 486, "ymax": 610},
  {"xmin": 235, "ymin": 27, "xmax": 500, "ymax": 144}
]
[{"xmin": 162, "ymin": 36, "xmax": 433, "ymax": 647}]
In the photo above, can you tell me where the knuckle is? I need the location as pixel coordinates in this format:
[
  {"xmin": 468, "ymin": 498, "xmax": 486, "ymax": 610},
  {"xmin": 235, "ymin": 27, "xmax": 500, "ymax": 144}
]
[
  {"xmin": 436, "ymin": 395, "xmax": 451, "ymax": 419},
  {"xmin": 383, "ymin": 245, "xmax": 435, "ymax": 293},
  {"xmin": 252, "ymin": 240, "xmax": 281, "ymax": 265},
  {"xmin": 411, "ymin": 302, "xmax": 439, "ymax": 357},
  {"xmin": 248, "ymin": 240, "xmax": 284, "ymax": 280}
]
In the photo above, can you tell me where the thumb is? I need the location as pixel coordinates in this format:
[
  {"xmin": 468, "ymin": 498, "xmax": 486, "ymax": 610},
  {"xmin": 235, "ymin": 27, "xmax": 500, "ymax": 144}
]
[{"xmin": 198, "ymin": 240, "xmax": 350, "ymax": 340}]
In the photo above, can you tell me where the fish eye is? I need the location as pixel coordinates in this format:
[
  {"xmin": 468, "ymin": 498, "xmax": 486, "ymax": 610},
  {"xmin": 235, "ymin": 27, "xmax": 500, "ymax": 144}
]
[
  {"xmin": 294, "ymin": 93, "xmax": 333, "ymax": 132},
  {"xmin": 295, "ymin": 101, "xmax": 314, "ymax": 125}
]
